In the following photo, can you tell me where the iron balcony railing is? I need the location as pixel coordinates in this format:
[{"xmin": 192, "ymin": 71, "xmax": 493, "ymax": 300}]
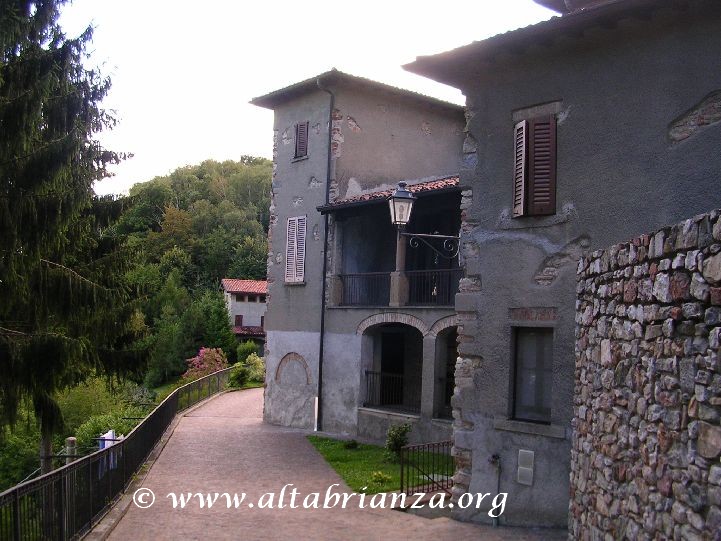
[
  {"xmin": 339, "ymin": 272, "xmax": 390, "ymax": 306},
  {"xmin": 400, "ymin": 440, "xmax": 454, "ymax": 496},
  {"xmin": 0, "ymin": 367, "xmax": 232, "ymax": 541},
  {"xmin": 406, "ymin": 268, "xmax": 463, "ymax": 307},
  {"xmin": 364, "ymin": 370, "xmax": 420, "ymax": 414}
]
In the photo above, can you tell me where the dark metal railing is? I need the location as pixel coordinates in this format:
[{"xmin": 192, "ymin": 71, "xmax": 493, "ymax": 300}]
[
  {"xmin": 364, "ymin": 370, "xmax": 420, "ymax": 414},
  {"xmin": 406, "ymin": 268, "xmax": 462, "ymax": 306},
  {"xmin": 400, "ymin": 440, "xmax": 454, "ymax": 496},
  {"xmin": 0, "ymin": 368, "xmax": 232, "ymax": 541},
  {"xmin": 340, "ymin": 272, "xmax": 391, "ymax": 306}
]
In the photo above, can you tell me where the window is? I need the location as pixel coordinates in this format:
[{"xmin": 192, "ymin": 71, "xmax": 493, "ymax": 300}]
[
  {"xmin": 260, "ymin": 316, "xmax": 264, "ymax": 328},
  {"xmin": 235, "ymin": 294, "xmax": 243, "ymax": 302},
  {"xmin": 513, "ymin": 114, "xmax": 557, "ymax": 217},
  {"xmin": 234, "ymin": 315, "xmax": 243, "ymax": 326},
  {"xmin": 285, "ymin": 216, "xmax": 306, "ymax": 283},
  {"xmin": 248, "ymin": 295, "xmax": 256, "ymax": 303},
  {"xmin": 294, "ymin": 121, "xmax": 309, "ymax": 159},
  {"xmin": 513, "ymin": 328, "xmax": 553, "ymax": 423}
]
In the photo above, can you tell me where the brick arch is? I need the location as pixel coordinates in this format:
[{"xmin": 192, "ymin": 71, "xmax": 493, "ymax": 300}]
[
  {"xmin": 275, "ymin": 352, "xmax": 311, "ymax": 385},
  {"xmin": 356, "ymin": 312, "xmax": 429, "ymax": 336},
  {"xmin": 428, "ymin": 315, "xmax": 461, "ymax": 339}
]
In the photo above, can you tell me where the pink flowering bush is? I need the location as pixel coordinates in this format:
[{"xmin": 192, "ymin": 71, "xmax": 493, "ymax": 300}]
[{"xmin": 181, "ymin": 347, "xmax": 228, "ymax": 382}]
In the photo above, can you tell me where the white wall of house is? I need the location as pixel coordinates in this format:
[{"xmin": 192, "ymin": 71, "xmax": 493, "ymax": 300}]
[{"xmin": 223, "ymin": 291, "xmax": 267, "ymax": 327}]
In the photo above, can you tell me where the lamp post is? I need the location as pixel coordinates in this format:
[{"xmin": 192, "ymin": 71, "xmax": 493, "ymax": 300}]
[
  {"xmin": 387, "ymin": 181, "xmax": 460, "ymax": 261},
  {"xmin": 386, "ymin": 182, "xmax": 461, "ymax": 307}
]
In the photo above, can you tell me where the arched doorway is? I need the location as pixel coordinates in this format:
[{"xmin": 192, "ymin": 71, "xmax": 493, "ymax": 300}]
[{"xmin": 362, "ymin": 323, "xmax": 423, "ymax": 414}]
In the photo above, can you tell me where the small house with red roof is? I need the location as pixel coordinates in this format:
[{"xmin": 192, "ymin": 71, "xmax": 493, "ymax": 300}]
[{"xmin": 220, "ymin": 279, "xmax": 267, "ymax": 349}]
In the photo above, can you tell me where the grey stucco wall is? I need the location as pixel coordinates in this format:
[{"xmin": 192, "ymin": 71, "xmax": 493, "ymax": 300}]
[
  {"xmin": 449, "ymin": 6, "xmax": 721, "ymax": 529},
  {"xmin": 332, "ymin": 88, "xmax": 464, "ymax": 199},
  {"xmin": 264, "ymin": 80, "xmax": 465, "ymax": 433},
  {"xmin": 224, "ymin": 291, "xmax": 266, "ymax": 327}
]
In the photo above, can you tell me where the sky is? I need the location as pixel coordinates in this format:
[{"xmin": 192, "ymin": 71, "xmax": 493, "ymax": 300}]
[{"xmin": 58, "ymin": 1, "xmax": 555, "ymax": 196}]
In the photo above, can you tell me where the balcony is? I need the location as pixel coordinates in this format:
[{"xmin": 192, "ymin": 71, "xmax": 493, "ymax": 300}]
[
  {"xmin": 339, "ymin": 272, "xmax": 391, "ymax": 306},
  {"xmin": 336, "ymin": 268, "xmax": 461, "ymax": 307}
]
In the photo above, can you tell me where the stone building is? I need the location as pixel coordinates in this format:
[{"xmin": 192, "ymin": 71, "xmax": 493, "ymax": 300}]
[
  {"xmin": 403, "ymin": 0, "xmax": 721, "ymax": 528},
  {"xmin": 221, "ymin": 278, "xmax": 267, "ymax": 350},
  {"xmin": 250, "ymin": 70, "xmax": 467, "ymax": 442}
]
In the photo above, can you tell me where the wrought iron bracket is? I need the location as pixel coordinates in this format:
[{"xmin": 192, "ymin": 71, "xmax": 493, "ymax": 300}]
[{"xmin": 401, "ymin": 232, "xmax": 460, "ymax": 260}]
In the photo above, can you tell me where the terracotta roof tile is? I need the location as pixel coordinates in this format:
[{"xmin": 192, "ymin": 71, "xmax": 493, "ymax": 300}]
[
  {"xmin": 324, "ymin": 175, "xmax": 459, "ymax": 209},
  {"xmin": 221, "ymin": 279, "xmax": 268, "ymax": 295}
]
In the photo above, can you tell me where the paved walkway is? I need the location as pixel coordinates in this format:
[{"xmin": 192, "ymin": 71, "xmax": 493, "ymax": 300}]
[{"xmin": 104, "ymin": 389, "xmax": 565, "ymax": 540}]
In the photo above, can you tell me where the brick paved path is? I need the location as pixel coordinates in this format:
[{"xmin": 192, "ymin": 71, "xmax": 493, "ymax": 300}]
[{"xmin": 105, "ymin": 389, "xmax": 565, "ymax": 540}]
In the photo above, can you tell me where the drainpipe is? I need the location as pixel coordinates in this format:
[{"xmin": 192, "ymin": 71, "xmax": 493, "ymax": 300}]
[{"xmin": 315, "ymin": 76, "xmax": 335, "ymax": 432}]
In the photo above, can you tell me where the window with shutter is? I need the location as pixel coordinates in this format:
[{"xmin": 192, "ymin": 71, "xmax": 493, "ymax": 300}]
[
  {"xmin": 235, "ymin": 315, "xmax": 243, "ymax": 326},
  {"xmin": 294, "ymin": 121, "xmax": 309, "ymax": 159},
  {"xmin": 285, "ymin": 216, "xmax": 306, "ymax": 283},
  {"xmin": 512, "ymin": 114, "xmax": 557, "ymax": 217}
]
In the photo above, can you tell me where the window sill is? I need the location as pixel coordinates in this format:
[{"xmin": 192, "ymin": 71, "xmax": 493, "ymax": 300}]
[
  {"xmin": 498, "ymin": 203, "xmax": 576, "ymax": 230},
  {"xmin": 284, "ymin": 281, "xmax": 306, "ymax": 286},
  {"xmin": 291, "ymin": 155, "xmax": 309, "ymax": 163},
  {"xmin": 493, "ymin": 418, "xmax": 566, "ymax": 439}
]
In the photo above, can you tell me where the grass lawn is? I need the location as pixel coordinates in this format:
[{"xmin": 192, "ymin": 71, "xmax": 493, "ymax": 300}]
[{"xmin": 307, "ymin": 435, "xmax": 400, "ymax": 493}]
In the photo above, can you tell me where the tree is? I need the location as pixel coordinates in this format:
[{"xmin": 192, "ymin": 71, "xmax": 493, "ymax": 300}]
[
  {"xmin": 0, "ymin": 1, "xmax": 143, "ymax": 472},
  {"xmin": 228, "ymin": 236, "xmax": 268, "ymax": 280}
]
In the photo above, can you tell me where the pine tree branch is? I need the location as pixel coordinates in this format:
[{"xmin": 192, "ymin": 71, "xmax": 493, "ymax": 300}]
[{"xmin": 40, "ymin": 258, "xmax": 111, "ymax": 293}]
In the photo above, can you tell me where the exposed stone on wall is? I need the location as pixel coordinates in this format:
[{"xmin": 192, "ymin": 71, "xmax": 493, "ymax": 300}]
[
  {"xmin": 331, "ymin": 108, "xmax": 344, "ymax": 158},
  {"xmin": 265, "ymin": 130, "xmax": 280, "ymax": 363},
  {"xmin": 534, "ymin": 235, "xmax": 591, "ymax": 285},
  {"xmin": 347, "ymin": 116, "xmax": 361, "ymax": 133},
  {"xmin": 669, "ymin": 90, "xmax": 721, "ymax": 142},
  {"xmin": 452, "ymin": 185, "xmax": 481, "ymax": 506},
  {"xmin": 570, "ymin": 208, "xmax": 721, "ymax": 540}
]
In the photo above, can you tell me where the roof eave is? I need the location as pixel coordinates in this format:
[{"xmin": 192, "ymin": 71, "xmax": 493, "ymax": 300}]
[
  {"xmin": 404, "ymin": 0, "xmax": 678, "ymax": 87},
  {"xmin": 317, "ymin": 185, "xmax": 462, "ymax": 215},
  {"xmin": 249, "ymin": 69, "xmax": 464, "ymax": 113}
]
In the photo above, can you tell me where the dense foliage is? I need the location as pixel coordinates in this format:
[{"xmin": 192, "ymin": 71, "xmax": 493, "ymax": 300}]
[
  {"xmin": 0, "ymin": 0, "xmax": 270, "ymax": 487},
  {"xmin": 0, "ymin": 0, "xmax": 144, "ymax": 472},
  {"xmin": 118, "ymin": 158, "xmax": 271, "ymax": 387}
]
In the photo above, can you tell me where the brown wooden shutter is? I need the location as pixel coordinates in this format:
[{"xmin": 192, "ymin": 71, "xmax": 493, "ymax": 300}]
[
  {"xmin": 528, "ymin": 115, "xmax": 557, "ymax": 216},
  {"xmin": 285, "ymin": 217, "xmax": 297, "ymax": 282},
  {"xmin": 295, "ymin": 122, "xmax": 309, "ymax": 158},
  {"xmin": 512, "ymin": 120, "xmax": 527, "ymax": 217},
  {"xmin": 235, "ymin": 315, "xmax": 243, "ymax": 326},
  {"xmin": 295, "ymin": 216, "xmax": 306, "ymax": 282}
]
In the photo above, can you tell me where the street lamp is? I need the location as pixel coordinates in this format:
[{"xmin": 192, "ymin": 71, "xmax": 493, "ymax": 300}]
[
  {"xmin": 388, "ymin": 181, "xmax": 460, "ymax": 260},
  {"xmin": 387, "ymin": 181, "xmax": 416, "ymax": 228}
]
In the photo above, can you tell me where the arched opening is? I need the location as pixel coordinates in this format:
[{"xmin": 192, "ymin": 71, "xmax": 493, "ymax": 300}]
[
  {"xmin": 434, "ymin": 327, "xmax": 458, "ymax": 419},
  {"xmin": 362, "ymin": 323, "xmax": 423, "ymax": 414}
]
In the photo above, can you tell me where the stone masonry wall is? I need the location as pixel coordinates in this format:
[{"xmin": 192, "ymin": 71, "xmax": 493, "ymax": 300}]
[{"xmin": 570, "ymin": 209, "xmax": 721, "ymax": 540}]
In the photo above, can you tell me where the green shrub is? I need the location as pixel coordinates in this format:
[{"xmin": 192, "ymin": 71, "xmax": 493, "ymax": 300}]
[
  {"xmin": 75, "ymin": 406, "xmax": 146, "ymax": 451},
  {"xmin": 245, "ymin": 353, "xmax": 265, "ymax": 382},
  {"xmin": 385, "ymin": 423, "xmax": 412, "ymax": 460},
  {"xmin": 370, "ymin": 470, "xmax": 392, "ymax": 484},
  {"xmin": 228, "ymin": 362, "xmax": 250, "ymax": 388},
  {"xmin": 0, "ymin": 416, "xmax": 41, "ymax": 491},
  {"xmin": 236, "ymin": 340, "xmax": 257, "ymax": 364}
]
